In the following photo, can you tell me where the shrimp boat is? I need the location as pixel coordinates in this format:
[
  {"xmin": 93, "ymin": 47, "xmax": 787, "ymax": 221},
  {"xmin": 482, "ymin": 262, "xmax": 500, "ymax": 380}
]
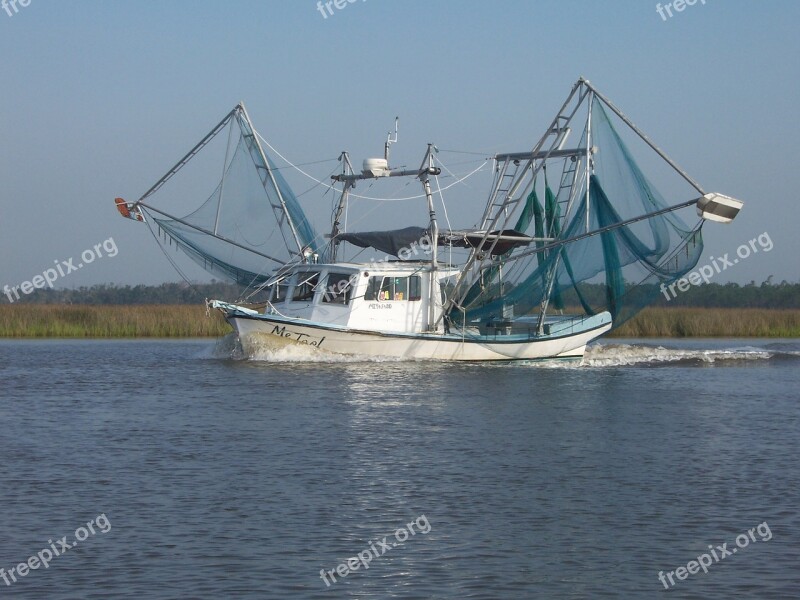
[{"xmin": 116, "ymin": 78, "xmax": 742, "ymax": 361}]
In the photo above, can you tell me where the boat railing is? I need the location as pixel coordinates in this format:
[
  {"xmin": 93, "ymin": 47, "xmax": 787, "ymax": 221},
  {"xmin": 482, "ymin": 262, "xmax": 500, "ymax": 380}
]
[{"xmin": 459, "ymin": 314, "xmax": 596, "ymax": 341}]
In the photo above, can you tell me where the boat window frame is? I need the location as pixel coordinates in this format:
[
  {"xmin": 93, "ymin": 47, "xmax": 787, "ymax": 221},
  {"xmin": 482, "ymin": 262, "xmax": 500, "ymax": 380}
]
[
  {"xmin": 363, "ymin": 274, "xmax": 422, "ymax": 302},
  {"xmin": 268, "ymin": 275, "xmax": 291, "ymax": 303},
  {"xmin": 321, "ymin": 272, "xmax": 356, "ymax": 305},
  {"xmin": 408, "ymin": 275, "xmax": 422, "ymax": 301},
  {"xmin": 291, "ymin": 271, "xmax": 321, "ymax": 302}
]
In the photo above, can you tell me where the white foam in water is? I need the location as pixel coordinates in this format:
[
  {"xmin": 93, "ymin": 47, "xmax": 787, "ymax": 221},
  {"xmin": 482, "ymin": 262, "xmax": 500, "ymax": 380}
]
[
  {"xmin": 246, "ymin": 343, "xmax": 395, "ymax": 363},
  {"xmin": 201, "ymin": 333, "xmax": 783, "ymax": 367},
  {"xmin": 576, "ymin": 343, "xmax": 773, "ymax": 368},
  {"xmin": 205, "ymin": 333, "xmax": 400, "ymax": 363},
  {"xmin": 515, "ymin": 342, "xmax": 777, "ymax": 369}
]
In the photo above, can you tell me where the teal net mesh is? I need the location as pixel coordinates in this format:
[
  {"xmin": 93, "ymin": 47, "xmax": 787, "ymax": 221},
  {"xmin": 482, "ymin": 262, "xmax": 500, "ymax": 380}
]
[
  {"xmin": 144, "ymin": 110, "xmax": 319, "ymax": 286},
  {"xmin": 453, "ymin": 98, "xmax": 704, "ymax": 328}
]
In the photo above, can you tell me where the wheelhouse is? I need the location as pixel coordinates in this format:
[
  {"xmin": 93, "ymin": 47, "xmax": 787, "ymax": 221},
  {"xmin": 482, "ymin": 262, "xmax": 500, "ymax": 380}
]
[{"xmin": 264, "ymin": 262, "xmax": 454, "ymax": 333}]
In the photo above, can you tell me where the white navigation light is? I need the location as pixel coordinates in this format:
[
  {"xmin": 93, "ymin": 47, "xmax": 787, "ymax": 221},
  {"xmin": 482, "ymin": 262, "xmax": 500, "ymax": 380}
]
[{"xmin": 697, "ymin": 193, "xmax": 744, "ymax": 224}]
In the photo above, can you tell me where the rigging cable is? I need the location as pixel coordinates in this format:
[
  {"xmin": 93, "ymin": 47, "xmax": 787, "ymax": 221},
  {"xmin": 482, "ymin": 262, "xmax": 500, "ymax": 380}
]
[
  {"xmin": 142, "ymin": 211, "xmax": 226, "ymax": 302},
  {"xmin": 433, "ymin": 171, "xmax": 454, "ymax": 267},
  {"xmin": 254, "ymin": 129, "xmax": 490, "ymax": 201}
]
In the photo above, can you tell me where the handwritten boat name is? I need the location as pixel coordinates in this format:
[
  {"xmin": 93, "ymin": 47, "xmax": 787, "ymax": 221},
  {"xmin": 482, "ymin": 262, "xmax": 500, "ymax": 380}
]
[
  {"xmin": 368, "ymin": 303, "xmax": 392, "ymax": 310},
  {"xmin": 271, "ymin": 325, "xmax": 325, "ymax": 348}
]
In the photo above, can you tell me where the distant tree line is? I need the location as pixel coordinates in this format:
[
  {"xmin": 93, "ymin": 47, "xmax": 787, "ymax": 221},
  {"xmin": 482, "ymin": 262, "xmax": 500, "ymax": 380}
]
[
  {"xmin": 0, "ymin": 282, "xmax": 247, "ymax": 305},
  {"xmin": 563, "ymin": 280, "xmax": 800, "ymax": 309},
  {"xmin": 652, "ymin": 280, "xmax": 800, "ymax": 308},
  {"xmin": 1, "ymin": 280, "xmax": 798, "ymax": 309}
]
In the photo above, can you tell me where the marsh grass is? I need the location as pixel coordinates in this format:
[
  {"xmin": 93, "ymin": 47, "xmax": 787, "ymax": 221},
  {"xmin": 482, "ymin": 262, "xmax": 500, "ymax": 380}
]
[
  {"xmin": 0, "ymin": 305, "xmax": 798, "ymax": 338},
  {"xmin": 609, "ymin": 307, "xmax": 800, "ymax": 338},
  {"xmin": 0, "ymin": 305, "xmax": 229, "ymax": 338}
]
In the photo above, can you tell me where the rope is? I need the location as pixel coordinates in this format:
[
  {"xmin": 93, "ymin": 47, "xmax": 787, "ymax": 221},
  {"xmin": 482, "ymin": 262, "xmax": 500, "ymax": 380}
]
[
  {"xmin": 271, "ymin": 157, "xmax": 338, "ymax": 171},
  {"xmin": 434, "ymin": 172, "xmax": 454, "ymax": 266},
  {"xmin": 254, "ymin": 128, "xmax": 489, "ymax": 201}
]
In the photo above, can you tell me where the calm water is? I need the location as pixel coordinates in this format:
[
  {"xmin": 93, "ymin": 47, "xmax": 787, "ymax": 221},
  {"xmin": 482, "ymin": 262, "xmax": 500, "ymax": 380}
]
[{"xmin": 0, "ymin": 337, "xmax": 798, "ymax": 599}]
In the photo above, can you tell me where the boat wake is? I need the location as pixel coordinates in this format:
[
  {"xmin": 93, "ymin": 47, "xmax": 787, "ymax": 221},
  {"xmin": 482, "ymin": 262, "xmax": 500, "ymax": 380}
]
[
  {"xmin": 205, "ymin": 333, "xmax": 400, "ymax": 363},
  {"xmin": 203, "ymin": 334, "xmax": 800, "ymax": 367},
  {"xmin": 532, "ymin": 341, "xmax": 800, "ymax": 369}
]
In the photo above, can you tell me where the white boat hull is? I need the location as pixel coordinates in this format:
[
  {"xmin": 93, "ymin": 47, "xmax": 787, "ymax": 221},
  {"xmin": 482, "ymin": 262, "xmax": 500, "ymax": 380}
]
[{"xmin": 213, "ymin": 303, "xmax": 612, "ymax": 361}]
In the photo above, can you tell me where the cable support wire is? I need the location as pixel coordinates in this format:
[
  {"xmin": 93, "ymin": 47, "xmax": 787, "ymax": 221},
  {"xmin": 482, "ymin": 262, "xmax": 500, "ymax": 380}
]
[{"xmin": 254, "ymin": 129, "xmax": 490, "ymax": 201}]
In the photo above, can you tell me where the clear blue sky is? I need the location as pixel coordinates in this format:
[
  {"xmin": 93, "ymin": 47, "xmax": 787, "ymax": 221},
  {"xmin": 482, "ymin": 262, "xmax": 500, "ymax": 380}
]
[{"xmin": 1, "ymin": 0, "xmax": 798, "ymax": 288}]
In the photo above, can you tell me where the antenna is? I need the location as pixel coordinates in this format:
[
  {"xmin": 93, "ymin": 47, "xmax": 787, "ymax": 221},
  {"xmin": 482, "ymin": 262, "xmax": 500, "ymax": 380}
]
[{"xmin": 384, "ymin": 117, "xmax": 399, "ymax": 162}]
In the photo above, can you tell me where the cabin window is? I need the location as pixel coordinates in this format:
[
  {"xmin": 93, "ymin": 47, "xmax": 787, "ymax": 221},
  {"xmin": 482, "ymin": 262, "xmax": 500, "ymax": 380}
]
[
  {"xmin": 322, "ymin": 273, "xmax": 354, "ymax": 304},
  {"xmin": 365, "ymin": 276, "xmax": 380, "ymax": 301},
  {"xmin": 364, "ymin": 275, "xmax": 421, "ymax": 301},
  {"xmin": 378, "ymin": 277, "xmax": 395, "ymax": 301},
  {"xmin": 292, "ymin": 272, "xmax": 319, "ymax": 302},
  {"xmin": 269, "ymin": 277, "xmax": 291, "ymax": 303},
  {"xmin": 389, "ymin": 277, "xmax": 408, "ymax": 301},
  {"xmin": 409, "ymin": 276, "xmax": 421, "ymax": 301}
]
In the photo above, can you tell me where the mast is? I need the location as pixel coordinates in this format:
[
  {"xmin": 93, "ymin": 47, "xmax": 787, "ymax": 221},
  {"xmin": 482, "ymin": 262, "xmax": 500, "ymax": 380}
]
[
  {"xmin": 420, "ymin": 144, "xmax": 440, "ymax": 332},
  {"xmin": 533, "ymin": 89, "xmax": 594, "ymax": 332},
  {"xmin": 385, "ymin": 117, "xmax": 398, "ymax": 161},
  {"xmin": 330, "ymin": 151, "xmax": 355, "ymax": 262},
  {"xmin": 237, "ymin": 103, "xmax": 306, "ymax": 256},
  {"xmin": 441, "ymin": 80, "xmax": 590, "ymax": 324},
  {"xmin": 329, "ymin": 143, "xmax": 443, "ymax": 330},
  {"xmin": 585, "ymin": 89, "xmax": 594, "ymax": 233}
]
